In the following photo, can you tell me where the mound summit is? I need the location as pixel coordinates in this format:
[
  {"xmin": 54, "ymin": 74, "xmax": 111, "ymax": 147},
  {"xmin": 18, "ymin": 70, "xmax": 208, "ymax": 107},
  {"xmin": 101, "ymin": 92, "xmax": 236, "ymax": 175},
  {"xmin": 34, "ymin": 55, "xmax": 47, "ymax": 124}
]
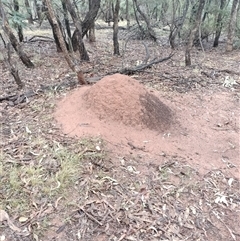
[{"xmin": 83, "ymin": 74, "xmax": 173, "ymax": 131}]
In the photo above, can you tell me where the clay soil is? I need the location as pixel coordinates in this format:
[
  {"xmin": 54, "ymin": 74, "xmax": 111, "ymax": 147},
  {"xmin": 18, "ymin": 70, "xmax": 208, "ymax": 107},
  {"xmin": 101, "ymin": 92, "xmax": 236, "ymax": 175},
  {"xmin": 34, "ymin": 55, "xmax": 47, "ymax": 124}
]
[
  {"xmin": 0, "ymin": 26, "xmax": 240, "ymax": 241},
  {"xmin": 54, "ymin": 73, "xmax": 239, "ymax": 176}
]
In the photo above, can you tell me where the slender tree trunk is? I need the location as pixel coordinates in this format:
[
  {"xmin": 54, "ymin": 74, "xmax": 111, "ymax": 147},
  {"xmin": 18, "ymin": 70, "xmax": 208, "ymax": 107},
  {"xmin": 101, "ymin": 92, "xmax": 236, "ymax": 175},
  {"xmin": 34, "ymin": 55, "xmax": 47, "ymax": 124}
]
[
  {"xmin": 5, "ymin": 43, "xmax": 24, "ymax": 89},
  {"xmin": 0, "ymin": 2, "xmax": 34, "ymax": 68},
  {"xmin": 169, "ymin": 0, "xmax": 189, "ymax": 49},
  {"xmin": 64, "ymin": 0, "xmax": 90, "ymax": 61},
  {"xmin": 213, "ymin": 0, "xmax": 226, "ymax": 47},
  {"xmin": 89, "ymin": 22, "xmax": 96, "ymax": 42},
  {"xmin": 126, "ymin": 0, "xmax": 130, "ymax": 29},
  {"xmin": 13, "ymin": 0, "xmax": 24, "ymax": 42},
  {"xmin": 0, "ymin": 0, "xmax": 31, "ymax": 87},
  {"xmin": 226, "ymin": 0, "xmax": 239, "ymax": 51},
  {"xmin": 106, "ymin": 0, "xmax": 112, "ymax": 26},
  {"xmin": 82, "ymin": 0, "xmax": 101, "ymax": 38},
  {"xmin": 43, "ymin": 0, "xmax": 86, "ymax": 84},
  {"xmin": 169, "ymin": 0, "xmax": 177, "ymax": 48},
  {"xmin": 88, "ymin": 0, "xmax": 96, "ymax": 42},
  {"xmin": 113, "ymin": 0, "xmax": 120, "ymax": 55},
  {"xmin": 185, "ymin": 0, "xmax": 205, "ymax": 66},
  {"xmin": 45, "ymin": 11, "xmax": 62, "ymax": 52},
  {"xmin": 25, "ymin": 0, "xmax": 34, "ymax": 24},
  {"xmin": 44, "ymin": 2, "xmax": 69, "ymax": 52},
  {"xmin": 160, "ymin": 1, "xmax": 169, "ymax": 24},
  {"xmin": 133, "ymin": 0, "xmax": 144, "ymax": 39},
  {"xmin": 72, "ymin": 0, "xmax": 81, "ymax": 20},
  {"xmin": 61, "ymin": 0, "xmax": 71, "ymax": 40},
  {"xmin": 33, "ymin": 0, "xmax": 42, "ymax": 21},
  {"xmin": 43, "ymin": 0, "xmax": 73, "ymax": 70},
  {"xmin": 133, "ymin": 0, "xmax": 157, "ymax": 41}
]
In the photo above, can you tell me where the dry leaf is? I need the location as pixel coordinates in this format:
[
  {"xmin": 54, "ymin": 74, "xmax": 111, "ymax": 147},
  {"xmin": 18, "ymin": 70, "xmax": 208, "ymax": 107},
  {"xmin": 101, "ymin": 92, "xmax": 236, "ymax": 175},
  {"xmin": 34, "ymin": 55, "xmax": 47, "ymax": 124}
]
[
  {"xmin": 25, "ymin": 126, "xmax": 32, "ymax": 134},
  {"xmin": 0, "ymin": 210, "xmax": 21, "ymax": 232},
  {"xmin": 96, "ymin": 145, "xmax": 101, "ymax": 151},
  {"xmin": 184, "ymin": 207, "xmax": 190, "ymax": 221},
  {"xmin": 0, "ymin": 235, "xmax": 6, "ymax": 241},
  {"xmin": 33, "ymin": 233, "xmax": 39, "ymax": 241},
  {"xmin": 19, "ymin": 217, "xmax": 28, "ymax": 223},
  {"xmin": 228, "ymin": 178, "xmax": 234, "ymax": 187}
]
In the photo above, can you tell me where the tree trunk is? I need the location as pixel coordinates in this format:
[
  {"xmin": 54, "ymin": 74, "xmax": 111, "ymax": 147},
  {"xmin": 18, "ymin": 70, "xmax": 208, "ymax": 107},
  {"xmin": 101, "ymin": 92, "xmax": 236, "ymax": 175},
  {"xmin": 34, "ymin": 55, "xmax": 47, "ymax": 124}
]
[
  {"xmin": 25, "ymin": 0, "xmax": 34, "ymax": 24},
  {"xmin": 44, "ymin": 2, "xmax": 69, "ymax": 53},
  {"xmin": 0, "ymin": 2, "xmax": 34, "ymax": 68},
  {"xmin": 33, "ymin": 0, "xmax": 42, "ymax": 21},
  {"xmin": 82, "ymin": 0, "xmax": 101, "ymax": 38},
  {"xmin": 126, "ymin": 0, "xmax": 130, "ymax": 29},
  {"xmin": 213, "ymin": 0, "xmax": 226, "ymax": 47},
  {"xmin": 106, "ymin": 0, "xmax": 113, "ymax": 26},
  {"xmin": 133, "ymin": 0, "xmax": 157, "ymax": 41},
  {"xmin": 169, "ymin": 0, "xmax": 189, "ymax": 49},
  {"xmin": 169, "ymin": 0, "xmax": 177, "ymax": 48},
  {"xmin": 5, "ymin": 43, "xmax": 24, "ymax": 89},
  {"xmin": 64, "ymin": 0, "xmax": 90, "ymax": 61},
  {"xmin": 160, "ymin": 1, "xmax": 169, "ymax": 25},
  {"xmin": 185, "ymin": 0, "xmax": 205, "ymax": 66},
  {"xmin": 89, "ymin": 22, "xmax": 96, "ymax": 42},
  {"xmin": 88, "ymin": 0, "xmax": 96, "ymax": 42},
  {"xmin": 45, "ymin": 12, "xmax": 62, "ymax": 52},
  {"xmin": 43, "ymin": 0, "xmax": 86, "ymax": 84},
  {"xmin": 43, "ymin": 0, "xmax": 73, "ymax": 70},
  {"xmin": 133, "ymin": 0, "xmax": 144, "ymax": 39},
  {"xmin": 113, "ymin": 0, "xmax": 120, "ymax": 55},
  {"xmin": 13, "ymin": 0, "xmax": 24, "ymax": 42},
  {"xmin": 61, "ymin": 0, "xmax": 71, "ymax": 40},
  {"xmin": 226, "ymin": 0, "xmax": 239, "ymax": 52}
]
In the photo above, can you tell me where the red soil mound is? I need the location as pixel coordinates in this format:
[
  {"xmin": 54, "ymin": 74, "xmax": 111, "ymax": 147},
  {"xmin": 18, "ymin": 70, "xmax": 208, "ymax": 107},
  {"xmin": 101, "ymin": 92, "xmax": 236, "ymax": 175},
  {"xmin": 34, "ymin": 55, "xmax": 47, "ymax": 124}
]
[
  {"xmin": 83, "ymin": 74, "xmax": 173, "ymax": 131},
  {"xmin": 54, "ymin": 74, "xmax": 239, "ymax": 176}
]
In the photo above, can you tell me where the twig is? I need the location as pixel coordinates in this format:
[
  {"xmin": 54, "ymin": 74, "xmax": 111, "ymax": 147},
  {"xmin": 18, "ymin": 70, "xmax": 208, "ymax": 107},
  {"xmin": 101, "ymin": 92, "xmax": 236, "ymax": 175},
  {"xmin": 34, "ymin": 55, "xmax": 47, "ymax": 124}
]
[{"xmin": 79, "ymin": 208, "xmax": 103, "ymax": 226}]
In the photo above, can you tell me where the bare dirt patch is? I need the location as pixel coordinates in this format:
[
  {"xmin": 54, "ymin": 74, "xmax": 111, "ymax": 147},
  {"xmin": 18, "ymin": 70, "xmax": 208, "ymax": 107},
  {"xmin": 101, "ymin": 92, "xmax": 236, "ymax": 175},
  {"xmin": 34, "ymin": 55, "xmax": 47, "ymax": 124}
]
[{"xmin": 54, "ymin": 74, "xmax": 239, "ymax": 176}]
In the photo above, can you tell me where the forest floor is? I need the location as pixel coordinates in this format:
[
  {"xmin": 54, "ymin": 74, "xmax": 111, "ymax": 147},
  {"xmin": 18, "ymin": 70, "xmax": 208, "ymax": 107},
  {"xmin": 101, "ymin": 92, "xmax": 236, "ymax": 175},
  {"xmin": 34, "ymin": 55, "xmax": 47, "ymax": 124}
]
[{"xmin": 0, "ymin": 23, "xmax": 240, "ymax": 241}]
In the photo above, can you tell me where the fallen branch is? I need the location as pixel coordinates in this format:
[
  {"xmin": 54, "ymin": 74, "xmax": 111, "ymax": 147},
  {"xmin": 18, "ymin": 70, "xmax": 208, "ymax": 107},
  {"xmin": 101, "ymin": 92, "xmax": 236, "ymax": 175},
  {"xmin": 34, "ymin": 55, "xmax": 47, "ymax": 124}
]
[
  {"xmin": 204, "ymin": 67, "xmax": 240, "ymax": 76},
  {"xmin": 27, "ymin": 35, "xmax": 54, "ymax": 42},
  {"xmin": 95, "ymin": 25, "xmax": 126, "ymax": 30},
  {"xmin": 219, "ymin": 69, "xmax": 240, "ymax": 75},
  {"xmin": 116, "ymin": 52, "xmax": 175, "ymax": 75},
  {"xmin": 0, "ymin": 80, "xmax": 78, "ymax": 105}
]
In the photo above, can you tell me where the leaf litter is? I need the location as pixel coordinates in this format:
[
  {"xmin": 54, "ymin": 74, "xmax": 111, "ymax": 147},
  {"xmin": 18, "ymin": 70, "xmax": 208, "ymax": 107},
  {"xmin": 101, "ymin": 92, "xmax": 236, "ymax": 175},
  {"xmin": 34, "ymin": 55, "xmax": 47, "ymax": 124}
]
[{"xmin": 0, "ymin": 27, "xmax": 240, "ymax": 241}]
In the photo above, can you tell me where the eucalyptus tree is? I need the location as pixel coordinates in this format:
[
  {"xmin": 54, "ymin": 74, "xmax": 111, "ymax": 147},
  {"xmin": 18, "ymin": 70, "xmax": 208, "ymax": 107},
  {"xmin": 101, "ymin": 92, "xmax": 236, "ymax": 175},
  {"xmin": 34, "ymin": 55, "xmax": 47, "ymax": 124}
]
[
  {"xmin": 61, "ymin": 0, "xmax": 71, "ymax": 41},
  {"xmin": 132, "ymin": 0, "xmax": 157, "ymax": 41},
  {"xmin": 0, "ymin": 0, "xmax": 34, "ymax": 68},
  {"xmin": 43, "ymin": 0, "xmax": 87, "ymax": 84},
  {"xmin": 168, "ymin": 0, "xmax": 190, "ymax": 49},
  {"xmin": 113, "ymin": 0, "xmax": 120, "ymax": 55},
  {"xmin": 0, "ymin": 0, "xmax": 34, "ymax": 88},
  {"xmin": 25, "ymin": 0, "xmax": 33, "ymax": 23},
  {"xmin": 126, "ymin": 0, "xmax": 130, "ymax": 28},
  {"xmin": 226, "ymin": 0, "xmax": 239, "ymax": 51},
  {"xmin": 63, "ymin": 0, "xmax": 89, "ymax": 60},
  {"xmin": 185, "ymin": 0, "xmax": 205, "ymax": 66},
  {"xmin": 213, "ymin": 0, "xmax": 227, "ymax": 47},
  {"xmin": 13, "ymin": 0, "xmax": 23, "ymax": 42}
]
